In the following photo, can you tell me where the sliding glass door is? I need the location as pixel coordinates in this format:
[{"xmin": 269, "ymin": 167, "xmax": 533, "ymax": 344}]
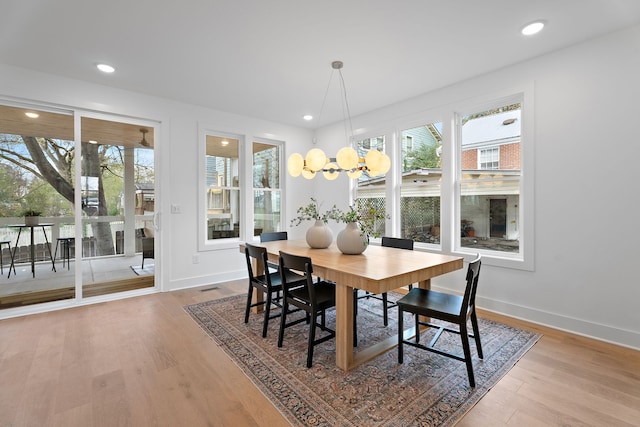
[
  {"xmin": 0, "ymin": 103, "xmax": 156, "ymax": 310},
  {"xmin": 79, "ymin": 116, "xmax": 156, "ymax": 297}
]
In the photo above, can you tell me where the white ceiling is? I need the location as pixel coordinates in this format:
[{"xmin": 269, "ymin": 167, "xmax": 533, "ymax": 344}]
[{"xmin": 2, "ymin": 0, "xmax": 640, "ymax": 129}]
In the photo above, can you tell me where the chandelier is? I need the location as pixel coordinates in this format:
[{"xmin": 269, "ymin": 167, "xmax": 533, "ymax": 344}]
[{"xmin": 287, "ymin": 61, "xmax": 391, "ymax": 180}]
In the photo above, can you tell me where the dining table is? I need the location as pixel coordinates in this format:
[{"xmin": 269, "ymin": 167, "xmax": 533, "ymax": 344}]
[
  {"xmin": 7, "ymin": 223, "xmax": 57, "ymax": 278},
  {"xmin": 240, "ymin": 239, "xmax": 463, "ymax": 371}
]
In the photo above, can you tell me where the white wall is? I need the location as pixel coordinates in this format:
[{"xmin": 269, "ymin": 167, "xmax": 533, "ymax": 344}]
[
  {"xmin": 315, "ymin": 24, "xmax": 640, "ymax": 349},
  {"xmin": 1, "ymin": 22, "xmax": 638, "ymax": 349}
]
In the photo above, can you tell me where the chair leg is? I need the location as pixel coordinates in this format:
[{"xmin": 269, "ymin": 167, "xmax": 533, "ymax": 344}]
[
  {"xmin": 414, "ymin": 312, "xmax": 420, "ymax": 344},
  {"xmin": 307, "ymin": 312, "xmax": 317, "ymax": 368},
  {"xmin": 277, "ymin": 300, "xmax": 288, "ymax": 348},
  {"xmin": 460, "ymin": 322, "xmax": 475, "ymax": 387},
  {"xmin": 382, "ymin": 292, "xmax": 389, "ymax": 326},
  {"xmin": 244, "ymin": 284, "xmax": 254, "ymax": 324},
  {"xmin": 398, "ymin": 306, "xmax": 404, "ymax": 364},
  {"xmin": 262, "ymin": 292, "xmax": 272, "ymax": 338},
  {"xmin": 471, "ymin": 311, "xmax": 483, "ymax": 359}
]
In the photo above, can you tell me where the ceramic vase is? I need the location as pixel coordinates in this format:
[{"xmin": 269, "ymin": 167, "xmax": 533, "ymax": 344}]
[
  {"xmin": 306, "ymin": 219, "xmax": 333, "ymax": 248},
  {"xmin": 336, "ymin": 222, "xmax": 368, "ymax": 255},
  {"xmin": 24, "ymin": 216, "xmax": 40, "ymax": 226}
]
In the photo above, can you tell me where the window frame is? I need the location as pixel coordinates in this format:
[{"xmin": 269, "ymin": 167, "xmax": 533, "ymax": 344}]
[
  {"xmin": 251, "ymin": 137, "xmax": 285, "ymax": 238},
  {"xmin": 356, "ymin": 85, "xmax": 533, "ymax": 271},
  {"xmin": 451, "ymin": 88, "xmax": 534, "ymax": 271},
  {"xmin": 198, "ymin": 126, "xmax": 245, "ymax": 251}
]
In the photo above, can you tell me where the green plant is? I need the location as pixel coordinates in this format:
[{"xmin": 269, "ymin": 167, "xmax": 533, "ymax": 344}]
[
  {"xmin": 339, "ymin": 201, "xmax": 388, "ymax": 239},
  {"xmin": 22, "ymin": 209, "xmax": 42, "ymax": 217},
  {"xmin": 290, "ymin": 197, "xmax": 342, "ymax": 227}
]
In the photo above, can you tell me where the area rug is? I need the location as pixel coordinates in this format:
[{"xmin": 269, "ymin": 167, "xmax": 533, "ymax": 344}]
[
  {"xmin": 130, "ymin": 264, "xmax": 154, "ymax": 276},
  {"xmin": 185, "ymin": 294, "xmax": 540, "ymax": 426}
]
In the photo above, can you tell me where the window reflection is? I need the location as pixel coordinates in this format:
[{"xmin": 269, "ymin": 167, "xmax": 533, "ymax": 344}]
[{"xmin": 206, "ymin": 135, "xmax": 240, "ymax": 239}]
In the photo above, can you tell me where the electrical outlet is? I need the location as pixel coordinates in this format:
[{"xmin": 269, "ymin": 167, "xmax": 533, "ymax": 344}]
[
  {"xmin": 192, "ymin": 254, "xmax": 200, "ymax": 264},
  {"xmin": 171, "ymin": 204, "xmax": 181, "ymax": 214}
]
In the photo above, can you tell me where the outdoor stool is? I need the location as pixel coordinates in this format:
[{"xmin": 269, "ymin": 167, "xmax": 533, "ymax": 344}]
[
  {"xmin": 54, "ymin": 237, "xmax": 73, "ymax": 270},
  {"xmin": 0, "ymin": 240, "xmax": 16, "ymax": 275}
]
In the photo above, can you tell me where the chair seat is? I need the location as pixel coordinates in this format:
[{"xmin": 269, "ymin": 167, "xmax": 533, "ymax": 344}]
[
  {"xmin": 255, "ymin": 269, "xmax": 305, "ymax": 291},
  {"xmin": 288, "ymin": 281, "xmax": 336, "ymax": 310},
  {"xmin": 397, "ymin": 288, "xmax": 464, "ymax": 321}
]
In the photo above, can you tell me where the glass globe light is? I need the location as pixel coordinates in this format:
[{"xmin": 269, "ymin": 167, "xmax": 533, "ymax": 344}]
[
  {"xmin": 365, "ymin": 150, "xmax": 382, "ymax": 170},
  {"xmin": 336, "ymin": 147, "xmax": 358, "ymax": 170},
  {"xmin": 287, "ymin": 153, "xmax": 304, "ymax": 177},
  {"xmin": 323, "ymin": 163, "xmax": 340, "ymax": 180},
  {"xmin": 379, "ymin": 153, "xmax": 391, "ymax": 174},
  {"xmin": 301, "ymin": 169, "xmax": 316, "ymax": 179},
  {"xmin": 305, "ymin": 148, "xmax": 327, "ymax": 172}
]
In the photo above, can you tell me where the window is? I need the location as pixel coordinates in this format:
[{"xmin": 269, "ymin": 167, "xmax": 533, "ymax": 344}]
[
  {"xmin": 253, "ymin": 139, "xmax": 282, "ymax": 235},
  {"xmin": 479, "ymin": 147, "xmax": 499, "ymax": 169},
  {"xmin": 204, "ymin": 134, "xmax": 241, "ymax": 240},
  {"xmin": 400, "ymin": 122, "xmax": 442, "ymax": 244},
  {"xmin": 403, "ymin": 135, "xmax": 413, "ymax": 152},
  {"xmin": 354, "ymin": 135, "xmax": 387, "ymax": 238},
  {"xmin": 458, "ymin": 103, "xmax": 521, "ymax": 255}
]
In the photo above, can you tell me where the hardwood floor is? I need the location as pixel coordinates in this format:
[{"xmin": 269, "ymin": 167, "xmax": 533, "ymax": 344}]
[{"xmin": 0, "ymin": 280, "xmax": 638, "ymax": 427}]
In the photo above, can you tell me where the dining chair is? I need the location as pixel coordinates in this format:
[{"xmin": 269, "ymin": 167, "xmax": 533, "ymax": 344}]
[
  {"xmin": 354, "ymin": 236, "xmax": 414, "ymax": 328},
  {"xmin": 260, "ymin": 231, "xmax": 289, "ymax": 272},
  {"xmin": 0, "ymin": 240, "xmax": 16, "ymax": 275},
  {"xmin": 244, "ymin": 244, "xmax": 305, "ymax": 337},
  {"xmin": 277, "ymin": 251, "xmax": 339, "ymax": 368},
  {"xmin": 53, "ymin": 237, "xmax": 73, "ymax": 270},
  {"xmin": 397, "ymin": 254, "xmax": 482, "ymax": 387}
]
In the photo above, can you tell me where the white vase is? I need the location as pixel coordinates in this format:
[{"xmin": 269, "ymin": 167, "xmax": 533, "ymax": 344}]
[
  {"xmin": 306, "ymin": 220, "xmax": 333, "ymax": 249},
  {"xmin": 336, "ymin": 222, "xmax": 368, "ymax": 255}
]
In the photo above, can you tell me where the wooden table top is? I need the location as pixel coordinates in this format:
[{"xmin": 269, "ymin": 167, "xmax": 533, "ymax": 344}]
[{"xmin": 242, "ymin": 239, "xmax": 463, "ymax": 294}]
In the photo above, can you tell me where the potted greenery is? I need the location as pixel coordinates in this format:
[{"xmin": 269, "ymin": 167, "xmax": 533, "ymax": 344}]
[
  {"xmin": 336, "ymin": 201, "xmax": 388, "ymax": 254},
  {"xmin": 23, "ymin": 209, "xmax": 42, "ymax": 226},
  {"xmin": 290, "ymin": 197, "xmax": 342, "ymax": 248}
]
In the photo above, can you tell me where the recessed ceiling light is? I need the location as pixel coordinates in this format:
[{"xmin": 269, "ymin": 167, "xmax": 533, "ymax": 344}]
[
  {"xmin": 96, "ymin": 63, "xmax": 115, "ymax": 73},
  {"xmin": 89, "ymin": 140, "xmax": 98, "ymax": 144},
  {"xmin": 521, "ymin": 21, "xmax": 545, "ymax": 36},
  {"xmin": 25, "ymin": 112, "xmax": 39, "ymax": 118},
  {"xmin": 221, "ymin": 140, "xmax": 229, "ymax": 146},
  {"xmin": 303, "ymin": 115, "xmax": 313, "ymax": 121}
]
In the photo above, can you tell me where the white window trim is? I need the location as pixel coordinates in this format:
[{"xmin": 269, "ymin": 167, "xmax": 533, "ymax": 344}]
[
  {"xmin": 251, "ymin": 137, "xmax": 286, "ymax": 238},
  {"xmin": 197, "ymin": 125, "xmax": 245, "ymax": 252},
  {"xmin": 450, "ymin": 86, "xmax": 534, "ymax": 271}
]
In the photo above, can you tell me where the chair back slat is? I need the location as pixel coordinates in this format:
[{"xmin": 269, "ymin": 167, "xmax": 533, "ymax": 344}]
[
  {"xmin": 245, "ymin": 243, "xmax": 269, "ymax": 283},
  {"xmin": 260, "ymin": 231, "xmax": 288, "ymax": 242},
  {"xmin": 279, "ymin": 251, "xmax": 315, "ymax": 304},
  {"xmin": 461, "ymin": 254, "xmax": 482, "ymax": 316},
  {"xmin": 381, "ymin": 236, "xmax": 414, "ymax": 251}
]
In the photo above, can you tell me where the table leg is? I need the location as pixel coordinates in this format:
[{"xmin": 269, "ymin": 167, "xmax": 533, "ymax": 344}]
[
  {"xmin": 30, "ymin": 227, "xmax": 35, "ymax": 278},
  {"xmin": 334, "ymin": 283, "xmax": 354, "ymax": 370},
  {"xmin": 42, "ymin": 226, "xmax": 56, "ymax": 272}
]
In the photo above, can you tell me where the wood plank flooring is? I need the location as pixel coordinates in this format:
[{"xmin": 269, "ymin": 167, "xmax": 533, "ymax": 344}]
[{"xmin": 0, "ymin": 280, "xmax": 638, "ymax": 427}]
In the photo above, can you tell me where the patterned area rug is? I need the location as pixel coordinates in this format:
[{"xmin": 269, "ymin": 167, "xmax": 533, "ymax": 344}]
[{"xmin": 185, "ymin": 294, "xmax": 540, "ymax": 426}]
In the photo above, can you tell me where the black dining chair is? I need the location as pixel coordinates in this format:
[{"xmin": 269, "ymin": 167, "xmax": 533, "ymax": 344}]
[
  {"xmin": 260, "ymin": 231, "xmax": 289, "ymax": 272},
  {"xmin": 244, "ymin": 243, "xmax": 304, "ymax": 337},
  {"xmin": 397, "ymin": 254, "xmax": 482, "ymax": 387},
  {"xmin": 354, "ymin": 236, "xmax": 414, "ymax": 328},
  {"xmin": 277, "ymin": 251, "xmax": 340, "ymax": 368}
]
